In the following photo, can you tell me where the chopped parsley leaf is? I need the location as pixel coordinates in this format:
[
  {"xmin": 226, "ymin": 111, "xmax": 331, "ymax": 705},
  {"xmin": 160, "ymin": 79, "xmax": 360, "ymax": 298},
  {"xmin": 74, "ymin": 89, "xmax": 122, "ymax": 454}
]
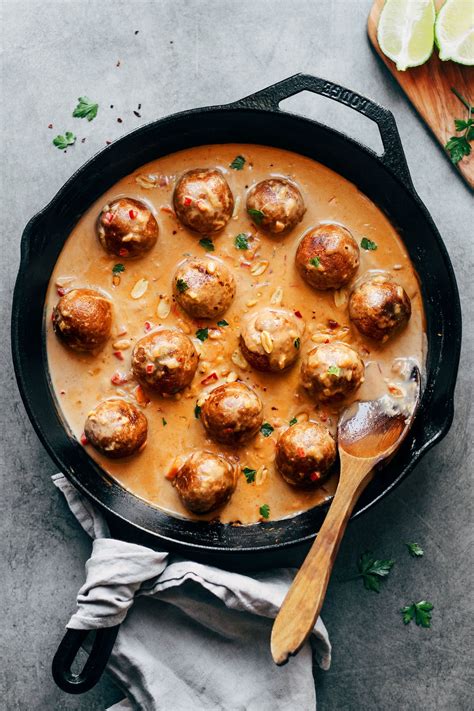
[
  {"xmin": 196, "ymin": 328, "xmax": 209, "ymax": 342},
  {"xmin": 355, "ymin": 552, "xmax": 395, "ymax": 592},
  {"xmin": 361, "ymin": 237, "xmax": 377, "ymax": 251},
  {"xmin": 259, "ymin": 503, "xmax": 270, "ymax": 519},
  {"xmin": 53, "ymin": 131, "xmax": 76, "ymax": 150},
  {"xmin": 309, "ymin": 256, "xmax": 320, "ymax": 268},
  {"xmin": 328, "ymin": 365, "xmax": 341, "ymax": 376},
  {"xmin": 112, "ymin": 263, "xmax": 125, "ymax": 274},
  {"xmin": 72, "ymin": 96, "xmax": 99, "ymax": 122},
  {"xmin": 176, "ymin": 278, "xmax": 189, "ymax": 293},
  {"xmin": 217, "ymin": 319, "xmax": 229, "ymax": 327},
  {"xmin": 294, "ymin": 337, "xmax": 300, "ymax": 349},
  {"xmin": 234, "ymin": 233, "xmax": 249, "ymax": 250},
  {"xmin": 248, "ymin": 208, "xmax": 265, "ymax": 225},
  {"xmin": 260, "ymin": 422, "xmax": 274, "ymax": 437},
  {"xmin": 289, "ymin": 417, "xmax": 298, "ymax": 426},
  {"xmin": 242, "ymin": 467, "xmax": 256, "ymax": 483},
  {"xmin": 230, "ymin": 155, "xmax": 245, "ymax": 170},
  {"xmin": 194, "ymin": 404, "xmax": 201, "ymax": 418},
  {"xmin": 401, "ymin": 600, "xmax": 433, "ymax": 628},
  {"xmin": 199, "ymin": 237, "xmax": 215, "ymax": 252},
  {"xmin": 162, "ymin": 417, "xmax": 167, "ymax": 426},
  {"xmin": 406, "ymin": 542, "xmax": 424, "ymax": 558}
]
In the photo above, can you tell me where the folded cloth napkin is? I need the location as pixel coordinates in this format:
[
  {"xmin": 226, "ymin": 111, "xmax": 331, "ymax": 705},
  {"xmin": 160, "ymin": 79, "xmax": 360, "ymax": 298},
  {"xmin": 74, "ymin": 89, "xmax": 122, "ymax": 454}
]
[{"xmin": 53, "ymin": 473, "xmax": 331, "ymax": 711}]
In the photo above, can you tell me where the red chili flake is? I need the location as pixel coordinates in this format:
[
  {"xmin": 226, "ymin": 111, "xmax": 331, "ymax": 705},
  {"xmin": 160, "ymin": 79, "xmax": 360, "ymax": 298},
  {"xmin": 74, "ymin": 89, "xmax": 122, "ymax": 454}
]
[
  {"xmin": 81, "ymin": 138, "xmax": 86, "ymax": 143},
  {"xmin": 117, "ymin": 117, "xmax": 123, "ymax": 123},
  {"xmin": 320, "ymin": 414, "xmax": 328, "ymax": 423},
  {"xmin": 134, "ymin": 30, "xmax": 139, "ymax": 35},
  {"xmin": 48, "ymin": 123, "xmax": 53, "ymax": 129},
  {"xmin": 56, "ymin": 287, "xmax": 66, "ymax": 296},
  {"xmin": 60, "ymin": 390, "xmax": 66, "ymax": 395},
  {"xmin": 324, "ymin": 339, "xmax": 330, "ymax": 344},
  {"xmin": 80, "ymin": 433, "xmax": 88, "ymax": 446},
  {"xmin": 116, "ymin": 60, "xmax": 121, "ymax": 67},
  {"xmin": 138, "ymin": 103, "xmax": 142, "ymax": 110},
  {"xmin": 51, "ymin": 311, "xmax": 55, "ymax": 322},
  {"xmin": 106, "ymin": 140, "xmax": 112, "ymax": 145},
  {"xmin": 104, "ymin": 211, "xmax": 115, "ymax": 224},
  {"xmin": 165, "ymin": 468, "xmax": 178, "ymax": 481},
  {"xmin": 240, "ymin": 261, "xmax": 251, "ymax": 268},
  {"xmin": 133, "ymin": 111, "xmax": 141, "ymax": 118},
  {"xmin": 134, "ymin": 384, "xmax": 150, "ymax": 405},
  {"xmin": 146, "ymin": 364, "xmax": 154, "ymax": 374},
  {"xmin": 119, "ymin": 248, "xmax": 129, "ymax": 257},
  {"xmin": 160, "ymin": 205, "xmax": 175, "ymax": 215},
  {"xmin": 111, "ymin": 371, "xmax": 128, "ymax": 385},
  {"xmin": 310, "ymin": 471, "xmax": 321, "ymax": 481},
  {"xmin": 294, "ymin": 310, "xmax": 303, "ymax": 318},
  {"xmin": 183, "ymin": 197, "xmax": 192, "ymax": 206},
  {"xmin": 328, "ymin": 319, "xmax": 339, "ymax": 329},
  {"xmin": 113, "ymin": 351, "xmax": 124, "ymax": 361},
  {"xmin": 201, "ymin": 372, "xmax": 218, "ymax": 386},
  {"xmin": 296, "ymin": 447, "xmax": 305, "ymax": 458},
  {"xmin": 129, "ymin": 209, "xmax": 138, "ymax": 219},
  {"xmin": 144, "ymin": 321, "xmax": 152, "ymax": 332}
]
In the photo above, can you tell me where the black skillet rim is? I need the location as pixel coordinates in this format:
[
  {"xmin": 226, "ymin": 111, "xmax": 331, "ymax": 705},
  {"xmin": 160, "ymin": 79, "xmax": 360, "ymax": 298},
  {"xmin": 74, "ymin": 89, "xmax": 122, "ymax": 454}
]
[{"xmin": 11, "ymin": 74, "xmax": 462, "ymax": 553}]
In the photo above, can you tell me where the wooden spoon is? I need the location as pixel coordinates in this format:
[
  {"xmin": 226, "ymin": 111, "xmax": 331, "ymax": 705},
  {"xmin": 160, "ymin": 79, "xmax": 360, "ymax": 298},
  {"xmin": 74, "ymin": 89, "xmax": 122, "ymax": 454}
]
[{"xmin": 271, "ymin": 365, "xmax": 420, "ymax": 665}]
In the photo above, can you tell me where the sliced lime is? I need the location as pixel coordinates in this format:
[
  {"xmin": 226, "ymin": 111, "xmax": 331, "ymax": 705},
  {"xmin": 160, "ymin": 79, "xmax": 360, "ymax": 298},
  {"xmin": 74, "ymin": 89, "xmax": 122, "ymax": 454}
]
[
  {"xmin": 377, "ymin": 0, "xmax": 436, "ymax": 71},
  {"xmin": 435, "ymin": 0, "xmax": 474, "ymax": 65}
]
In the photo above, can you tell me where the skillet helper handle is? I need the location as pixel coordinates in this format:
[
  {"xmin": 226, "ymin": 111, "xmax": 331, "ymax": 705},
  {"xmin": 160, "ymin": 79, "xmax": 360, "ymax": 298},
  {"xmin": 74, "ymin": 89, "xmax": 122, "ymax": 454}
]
[
  {"xmin": 232, "ymin": 73, "xmax": 414, "ymax": 191},
  {"xmin": 52, "ymin": 625, "xmax": 119, "ymax": 694}
]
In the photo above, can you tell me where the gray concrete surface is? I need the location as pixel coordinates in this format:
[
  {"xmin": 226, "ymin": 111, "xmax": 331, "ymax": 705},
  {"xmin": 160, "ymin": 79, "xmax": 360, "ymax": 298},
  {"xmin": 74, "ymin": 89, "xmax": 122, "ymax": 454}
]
[{"xmin": 1, "ymin": 0, "xmax": 473, "ymax": 709}]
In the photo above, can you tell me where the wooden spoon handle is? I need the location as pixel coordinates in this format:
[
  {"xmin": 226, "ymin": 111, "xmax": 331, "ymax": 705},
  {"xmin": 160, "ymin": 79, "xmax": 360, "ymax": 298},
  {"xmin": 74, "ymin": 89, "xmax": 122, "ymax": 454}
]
[{"xmin": 271, "ymin": 461, "xmax": 374, "ymax": 665}]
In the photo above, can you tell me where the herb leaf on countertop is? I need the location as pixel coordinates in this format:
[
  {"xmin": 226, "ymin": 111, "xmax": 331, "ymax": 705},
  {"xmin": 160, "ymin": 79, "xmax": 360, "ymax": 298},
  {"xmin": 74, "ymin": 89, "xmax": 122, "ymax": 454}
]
[
  {"xmin": 53, "ymin": 131, "xmax": 76, "ymax": 150},
  {"xmin": 445, "ymin": 89, "xmax": 473, "ymax": 165},
  {"xmin": 401, "ymin": 600, "xmax": 433, "ymax": 628},
  {"xmin": 406, "ymin": 542, "xmax": 424, "ymax": 557},
  {"xmin": 355, "ymin": 552, "xmax": 395, "ymax": 592},
  {"xmin": 73, "ymin": 96, "xmax": 99, "ymax": 122}
]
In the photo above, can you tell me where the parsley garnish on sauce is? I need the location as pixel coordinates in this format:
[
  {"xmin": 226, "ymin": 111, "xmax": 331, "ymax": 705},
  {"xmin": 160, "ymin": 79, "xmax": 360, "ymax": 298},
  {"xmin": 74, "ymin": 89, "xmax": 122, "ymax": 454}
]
[
  {"xmin": 260, "ymin": 422, "xmax": 274, "ymax": 437},
  {"xmin": 328, "ymin": 365, "xmax": 341, "ymax": 376},
  {"xmin": 247, "ymin": 208, "xmax": 264, "ymax": 225},
  {"xmin": 234, "ymin": 233, "xmax": 249, "ymax": 250},
  {"xmin": 176, "ymin": 278, "xmax": 189, "ymax": 293},
  {"xmin": 242, "ymin": 467, "xmax": 256, "ymax": 483},
  {"xmin": 53, "ymin": 132, "xmax": 76, "ymax": 150},
  {"xmin": 354, "ymin": 552, "xmax": 395, "ymax": 592},
  {"xmin": 112, "ymin": 263, "xmax": 125, "ymax": 274},
  {"xmin": 294, "ymin": 337, "xmax": 300, "ymax": 349},
  {"xmin": 217, "ymin": 319, "xmax": 229, "ymax": 327},
  {"xmin": 406, "ymin": 542, "xmax": 424, "ymax": 558},
  {"xmin": 361, "ymin": 237, "xmax": 378, "ymax": 251},
  {"xmin": 162, "ymin": 417, "xmax": 167, "ymax": 426},
  {"xmin": 230, "ymin": 155, "xmax": 245, "ymax": 170},
  {"xmin": 196, "ymin": 328, "xmax": 209, "ymax": 342},
  {"xmin": 73, "ymin": 96, "xmax": 99, "ymax": 122},
  {"xmin": 309, "ymin": 256, "xmax": 320, "ymax": 268},
  {"xmin": 289, "ymin": 417, "xmax": 298, "ymax": 426},
  {"xmin": 199, "ymin": 237, "xmax": 215, "ymax": 252},
  {"xmin": 194, "ymin": 404, "xmax": 201, "ymax": 419},
  {"xmin": 445, "ymin": 88, "xmax": 473, "ymax": 165},
  {"xmin": 401, "ymin": 601, "xmax": 433, "ymax": 628},
  {"xmin": 259, "ymin": 504, "xmax": 270, "ymax": 519}
]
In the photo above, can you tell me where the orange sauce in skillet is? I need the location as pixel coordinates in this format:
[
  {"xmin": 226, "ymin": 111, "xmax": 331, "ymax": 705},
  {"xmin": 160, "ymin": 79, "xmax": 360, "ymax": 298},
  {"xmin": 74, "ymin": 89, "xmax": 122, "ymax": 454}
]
[{"xmin": 45, "ymin": 144, "xmax": 426, "ymax": 524}]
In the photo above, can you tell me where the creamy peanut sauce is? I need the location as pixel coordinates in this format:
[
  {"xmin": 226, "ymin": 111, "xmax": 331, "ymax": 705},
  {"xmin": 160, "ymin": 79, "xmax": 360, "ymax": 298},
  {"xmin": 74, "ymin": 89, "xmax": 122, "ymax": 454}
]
[{"xmin": 45, "ymin": 144, "xmax": 426, "ymax": 524}]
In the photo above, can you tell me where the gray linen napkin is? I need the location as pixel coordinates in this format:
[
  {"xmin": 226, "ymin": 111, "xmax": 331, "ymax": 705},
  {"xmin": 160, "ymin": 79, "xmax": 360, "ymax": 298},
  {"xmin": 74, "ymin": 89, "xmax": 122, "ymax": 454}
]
[{"xmin": 53, "ymin": 473, "xmax": 331, "ymax": 711}]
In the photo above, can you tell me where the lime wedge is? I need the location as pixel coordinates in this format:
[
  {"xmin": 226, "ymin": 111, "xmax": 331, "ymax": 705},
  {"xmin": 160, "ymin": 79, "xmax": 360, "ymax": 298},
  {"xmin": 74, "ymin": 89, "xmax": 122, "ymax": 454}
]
[
  {"xmin": 377, "ymin": 0, "xmax": 436, "ymax": 71},
  {"xmin": 435, "ymin": 0, "xmax": 474, "ymax": 65}
]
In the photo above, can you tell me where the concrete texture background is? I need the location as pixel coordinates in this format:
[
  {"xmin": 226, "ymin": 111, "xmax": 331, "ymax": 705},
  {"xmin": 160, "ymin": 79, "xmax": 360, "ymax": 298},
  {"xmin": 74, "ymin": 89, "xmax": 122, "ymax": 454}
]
[{"xmin": 1, "ymin": 0, "xmax": 473, "ymax": 709}]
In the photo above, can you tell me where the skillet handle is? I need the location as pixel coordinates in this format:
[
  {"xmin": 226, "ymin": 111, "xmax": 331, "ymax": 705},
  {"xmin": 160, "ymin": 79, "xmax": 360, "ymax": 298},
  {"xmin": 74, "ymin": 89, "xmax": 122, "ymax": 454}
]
[
  {"xmin": 231, "ymin": 73, "xmax": 414, "ymax": 191},
  {"xmin": 52, "ymin": 625, "xmax": 119, "ymax": 694}
]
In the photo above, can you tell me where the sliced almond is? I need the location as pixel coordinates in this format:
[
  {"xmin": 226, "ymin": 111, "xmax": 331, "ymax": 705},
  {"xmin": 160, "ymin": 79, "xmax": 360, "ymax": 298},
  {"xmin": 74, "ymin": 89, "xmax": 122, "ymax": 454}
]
[
  {"xmin": 260, "ymin": 330, "xmax": 273, "ymax": 354},
  {"xmin": 206, "ymin": 260, "xmax": 216, "ymax": 275},
  {"xmin": 334, "ymin": 288, "xmax": 349, "ymax": 309},
  {"xmin": 250, "ymin": 260, "xmax": 269, "ymax": 276},
  {"xmin": 311, "ymin": 332, "xmax": 330, "ymax": 344},
  {"xmin": 387, "ymin": 382, "xmax": 405, "ymax": 398},
  {"xmin": 226, "ymin": 371, "xmax": 238, "ymax": 383},
  {"xmin": 246, "ymin": 299, "xmax": 258, "ymax": 307},
  {"xmin": 131, "ymin": 278, "xmax": 149, "ymax": 299},
  {"xmin": 270, "ymin": 286, "xmax": 283, "ymax": 305},
  {"xmin": 157, "ymin": 296, "xmax": 171, "ymax": 319},
  {"xmin": 255, "ymin": 465, "xmax": 268, "ymax": 486},
  {"xmin": 135, "ymin": 174, "xmax": 157, "ymax": 189},
  {"xmin": 112, "ymin": 275, "xmax": 121, "ymax": 287},
  {"xmin": 232, "ymin": 195, "xmax": 241, "ymax": 219},
  {"xmin": 208, "ymin": 328, "xmax": 221, "ymax": 340}
]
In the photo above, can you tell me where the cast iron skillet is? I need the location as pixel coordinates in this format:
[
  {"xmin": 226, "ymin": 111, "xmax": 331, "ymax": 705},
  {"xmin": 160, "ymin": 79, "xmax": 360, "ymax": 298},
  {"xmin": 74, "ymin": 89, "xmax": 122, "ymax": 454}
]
[{"xmin": 12, "ymin": 74, "xmax": 461, "ymax": 693}]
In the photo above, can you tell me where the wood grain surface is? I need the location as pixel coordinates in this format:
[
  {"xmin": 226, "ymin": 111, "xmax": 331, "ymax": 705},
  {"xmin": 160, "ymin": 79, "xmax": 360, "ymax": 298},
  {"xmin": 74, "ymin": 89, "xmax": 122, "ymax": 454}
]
[{"xmin": 368, "ymin": 0, "xmax": 474, "ymax": 189}]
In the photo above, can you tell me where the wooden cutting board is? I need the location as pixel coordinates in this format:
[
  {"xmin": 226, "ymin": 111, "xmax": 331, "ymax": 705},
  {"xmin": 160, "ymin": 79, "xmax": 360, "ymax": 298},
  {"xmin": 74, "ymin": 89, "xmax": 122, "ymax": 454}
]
[{"xmin": 368, "ymin": 0, "xmax": 474, "ymax": 189}]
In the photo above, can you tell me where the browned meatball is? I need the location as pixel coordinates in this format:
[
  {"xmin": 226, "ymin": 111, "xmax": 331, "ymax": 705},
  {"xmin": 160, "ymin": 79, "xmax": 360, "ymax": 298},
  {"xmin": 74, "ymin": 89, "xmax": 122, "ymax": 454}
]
[
  {"xmin": 173, "ymin": 257, "xmax": 235, "ymax": 318},
  {"xmin": 84, "ymin": 399, "xmax": 148, "ymax": 458},
  {"xmin": 173, "ymin": 169, "xmax": 234, "ymax": 234},
  {"xmin": 97, "ymin": 197, "xmax": 158, "ymax": 257},
  {"xmin": 301, "ymin": 342, "xmax": 365, "ymax": 402},
  {"xmin": 201, "ymin": 382, "xmax": 263, "ymax": 445},
  {"xmin": 52, "ymin": 288, "xmax": 112, "ymax": 351},
  {"xmin": 275, "ymin": 422, "xmax": 336, "ymax": 487},
  {"xmin": 349, "ymin": 276, "xmax": 411, "ymax": 342},
  {"xmin": 240, "ymin": 308, "xmax": 304, "ymax": 372},
  {"xmin": 246, "ymin": 178, "xmax": 305, "ymax": 234},
  {"xmin": 168, "ymin": 450, "xmax": 237, "ymax": 514},
  {"xmin": 131, "ymin": 329, "xmax": 199, "ymax": 395},
  {"xmin": 296, "ymin": 224, "xmax": 360, "ymax": 290}
]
